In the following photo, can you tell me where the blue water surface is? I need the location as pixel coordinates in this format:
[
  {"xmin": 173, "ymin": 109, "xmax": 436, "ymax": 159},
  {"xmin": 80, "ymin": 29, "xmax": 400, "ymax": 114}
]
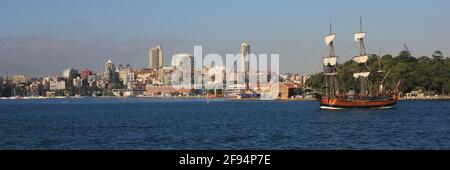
[{"xmin": 0, "ymin": 98, "xmax": 449, "ymax": 150}]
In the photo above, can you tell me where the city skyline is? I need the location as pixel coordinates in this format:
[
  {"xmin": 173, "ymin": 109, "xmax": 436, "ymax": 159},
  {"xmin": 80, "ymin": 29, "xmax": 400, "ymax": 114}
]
[{"xmin": 1, "ymin": 0, "xmax": 450, "ymax": 77}]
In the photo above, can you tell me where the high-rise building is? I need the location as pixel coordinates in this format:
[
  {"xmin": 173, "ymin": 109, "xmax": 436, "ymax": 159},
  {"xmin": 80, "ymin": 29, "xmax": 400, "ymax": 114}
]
[
  {"xmin": 103, "ymin": 60, "xmax": 118, "ymax": 83},
  {"xmin": 63, "ymin": 68, "xmax": 79, "ymax": 78},
  {"xmin": 29, "ymin": 81, "xmax": 44, "ymax": 97},
  {"xmin": 50, "ymin": 78, "xmax": 66, "ymax": 91},
  {"xmin": 171, "ymin": 53, "xmax": 194, "ymax": 68},
  {"xmin": 241, "ymin": 42, "xmax": 250, "ymax": 90},
  {"xmin": 80, "ymin": 68, "xmax": 93, "ymax": 80},
  {"xmin": 42, "ymin": 77, "xmax": 51, "ymax": 91},
  {"xmin": 157, "ymin": 46, "xmax": 163, "ymax": 67},
  {"xmin": 171, "ymin": 54, "xmax": 194, "ymax": 87},
  {"xmin": 88, "ymin": 74, "xmax": 102, "ymax": 84},
  {"xmin": 149, "ymin": 47, "xmax": 155, "ymax": 68},
  {"xmin": 204, "ymin": 66, "xmax": 226, "ymax": 90},
  {"xmin": 73, "ymin": 77, "xmax": 83, "ymax": 88},
  {"xmin": 149, "ymin": 45, "xmax": 164, "ymax": 69},
  {"xmin": 119, "ymin": 66, "xmax": 135, "ymax": 86},
  {"xmin": 0, "ymin": 76, "xmax": 3, "ymax": 93},
  {"xmin": 12, "ymin": 75, "xmax": 27, "ymax": 85}
]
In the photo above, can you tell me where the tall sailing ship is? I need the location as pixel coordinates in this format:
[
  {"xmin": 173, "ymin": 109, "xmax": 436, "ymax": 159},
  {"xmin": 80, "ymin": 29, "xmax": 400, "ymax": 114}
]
[{"xmin": 320, "ymin": 18, "xmax": 400, "ymax": 110}]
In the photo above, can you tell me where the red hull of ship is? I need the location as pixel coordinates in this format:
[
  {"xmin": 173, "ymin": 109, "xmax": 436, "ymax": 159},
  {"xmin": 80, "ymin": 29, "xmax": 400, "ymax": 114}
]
[{"xmin": 320, "ymin": 95, "xmax": 399, "ymax": 109}]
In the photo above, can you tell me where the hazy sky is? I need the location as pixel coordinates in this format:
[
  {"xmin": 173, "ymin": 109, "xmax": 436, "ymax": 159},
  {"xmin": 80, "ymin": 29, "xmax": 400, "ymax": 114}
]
[{"xmin": 1, "ymin": 0, "xmax": 450, "ymax": 77}]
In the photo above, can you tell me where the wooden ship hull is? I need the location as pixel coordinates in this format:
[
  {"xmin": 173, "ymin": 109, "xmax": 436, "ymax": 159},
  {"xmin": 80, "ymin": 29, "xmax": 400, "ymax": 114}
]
[{"xmin": 320, "ymin": 95, "xmax": 399, "ymax": 110}]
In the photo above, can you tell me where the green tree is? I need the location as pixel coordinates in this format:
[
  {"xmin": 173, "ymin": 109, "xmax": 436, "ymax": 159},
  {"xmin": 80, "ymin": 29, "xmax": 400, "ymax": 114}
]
[
  {"xmin": 432, "ymin": 50, "xmax": 444, "ymax": 62},
  {"xmin": 418, "ymin": 56, "xmax": 432, "ymax": 64},
  {"xmin": 395, "ymin": 51, "xmax": 417, "ymax": 63},
  {"xmin": 443, "ymin": 80, "xmax": 450, "ymax": 95},
  {"xmin": 305, "ymin": 73, "xmax": 323, "ymax": 92},
  {"xmin": 1, "ymin": 84, "xmax": 13, "ymax": 97}
]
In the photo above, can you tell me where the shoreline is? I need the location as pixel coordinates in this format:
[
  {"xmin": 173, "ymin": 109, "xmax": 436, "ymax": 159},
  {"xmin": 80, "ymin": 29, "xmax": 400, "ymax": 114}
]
[
  {"xmin": 2, "ymin": 96, "xmax": 450, "ymax": 101},
  {"xmin": 399, "ymin": 96, "xmax": 450, "ymax": 101}
]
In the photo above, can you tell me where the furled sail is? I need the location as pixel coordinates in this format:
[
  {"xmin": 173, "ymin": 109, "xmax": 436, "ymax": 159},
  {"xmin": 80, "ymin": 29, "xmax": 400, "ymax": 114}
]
[
  {"xmin": 325, "ymin": 34, "xmax": 336, "ymax": 45},
  {"xmin": 354, "ymin": 32, "xmax": 366, "ymax": 42},
  {"xmin": 353, "ymin": 72, "xmax": 371, "ymax": 78},
  {"xmin": 323, "ymin": 57, "xmax": 337, "ymax": 66},
  {"xmin": 352, "ymin": 55, "xmax": 368, "ymax": 63},
  {"xmin": 324, "ymin": 73, "xmax": 338, "ymax": 76}
]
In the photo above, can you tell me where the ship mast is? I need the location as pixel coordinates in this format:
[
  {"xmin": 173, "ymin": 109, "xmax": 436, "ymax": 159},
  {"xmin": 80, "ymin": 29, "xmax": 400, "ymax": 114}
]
[
  {"xmin": 377, "ymin": 48, "xmax": 384, "ymax": 94},
  {"xmin": 353, "ymin": 16, "xmax": 371, "ymax": 96},
  {"xmin": 377, "ymin": 49, "xmax": 381, "ymax": 72},
  {"xmin": 323, "ymin": 21, "xmax": 339, "ymax": 97}
]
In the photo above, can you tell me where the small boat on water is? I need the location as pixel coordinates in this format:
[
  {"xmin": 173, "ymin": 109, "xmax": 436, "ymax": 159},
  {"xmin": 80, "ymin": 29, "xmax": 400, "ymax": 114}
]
[{"xmin": 319, "ymin": 17, "xmax": 400, "ymax": 110}]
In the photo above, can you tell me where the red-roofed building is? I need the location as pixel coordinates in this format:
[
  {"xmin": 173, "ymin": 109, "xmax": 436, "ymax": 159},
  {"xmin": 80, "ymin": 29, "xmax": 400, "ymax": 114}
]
[
  {"xmin": 80, "ymin": 69, "xmax": 93, "ymax": 80},
  {"xmin": 279, "ymin": 83, "xmax": 298, "ymax": 99}
]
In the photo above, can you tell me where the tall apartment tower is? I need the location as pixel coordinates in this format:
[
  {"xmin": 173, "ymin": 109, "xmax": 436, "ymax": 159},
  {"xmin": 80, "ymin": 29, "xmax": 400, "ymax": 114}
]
[
  {"xmin": 104, "ymin": 59, "xmax": 118, "ymax": 83},
  {"xmin": 240, "ymin": 42, "xmax": 250, "ymax": 90},
  {"xmin": 149, "ymin": 47, "xmax": 155, "ymax": 68},
  {"xmin": 149, "ymin": 45, "xmax": 164, "ymax": 69}
]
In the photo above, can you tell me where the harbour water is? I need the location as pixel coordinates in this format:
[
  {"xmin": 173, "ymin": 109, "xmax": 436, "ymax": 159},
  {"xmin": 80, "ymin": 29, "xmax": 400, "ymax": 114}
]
[{"xmin": 0, "ymin": 98, "xmax": 449, "ymax": 150}]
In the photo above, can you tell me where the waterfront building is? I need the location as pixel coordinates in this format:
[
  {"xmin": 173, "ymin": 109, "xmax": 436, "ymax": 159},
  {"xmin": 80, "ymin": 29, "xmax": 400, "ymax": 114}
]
[
  {"xmin": 80, "ymin": 69, "xmax": 93, "ymax": 80},
  {"xmin": 29, "ymin": 81, "xmax": 44, "ymax": 96},
  {"xmin": 63, "ymin": 68, "xmax": 79, "ymax": 78},
  {"xmin": 279, "ymin": 83, "xmax": 297, "ymax": 100},
  {"xmin": 42, "ymin": 77, "xmax": 51, "ymax": 91},
  {"xmin": 119, "ymin": 67, "xmax": 136, "ymax": 86},
  {"xmin": 145, "ymin": 85, "xmax": 191, "ymax": 96},
  {"xmin": 241, "ymin": 42, "xmax": 250, "ymax": 91},
  {"xmin": 137, "ymin": 68, "xmax": 154, "ymax": 75},
  {"xmin": 103, "ymin": 60, "xmax": 119, "ymax": 83},
  {"xmin": 49, "ymin": 77, "xmax": 67, "ymax": 96},
  {"xmin": 11, "ymin": 75, "xmax": 27, "ymax": 85},
  {"xmin": 90, "ymin": 71, "xmax": 106, "ymax": 90},
  {"xmin": 136, "ymin": 72, "xmax": 153, "ymax": 85},
  {"xmin": 280, "ymin": 73, "xmax": 292, "ymax": 82},
  {"xmin": 49, "ymin": 78, "xmax": 67, "ymax": 91},
  {"xmin": 111, "ymin": 89, "xmax": 145, "ymax": 97},
  {"xmin": 225, "ymin": 43, "xmax": 250, "ymax": 96},
  {"xmin": 127, "ymin": 81, "xmax": 146, "ymax": 91},
  {"xmin": 88, "ymin": 74, "xmax": 102, "ymax": 83},
  {"xmin": 149, "ymin": 48, "xmax": 155, "ymax": 68},
  {"xmin": 405, "ymin": 90, "xmax": 425, "ymax": 99},
  {"xmin": 149, "ymin": 45, "xmax": 164, "ymax": 69},
  {"xmin": 293, "ymin": 73, "xmax": 301, "ymax": 81},
  {"xmin": 171, "ymin": 54, "xmax": 195, "ymax": 88},
  {"xmin": 280, "ymin": 73, "xmax": 303, "ymax": 85},
  {"xmin": 159, "ymin": 66, "xmax": 176, "ymax": 86},
  {"xmin": 70, "ymin": 77, "xmax": 81, "ymax": 96},
  {"xmin": 224, "ymin": 84, "xmax": 245, "ymax": 96},
  {"xmin": 171, "ymin": 54, "xmax": 194, "ymax": 68},
  {"xmin": 96, "ymin": 79, "xmax": 108, "ymax": 89},
  {"xmin": 291, "ymin": 73, "xmax": 303, "ymax": 85},
  {"xmin": 204, "ymin": 65, "xmax": 226, "ymax": 94},
  {"xmin": 0, "ymin": 76, "xmax": 3, "ymax": 92},
  {"xmin": 73, "ymin": 77, "xmax": 83, "ymax": 88}
]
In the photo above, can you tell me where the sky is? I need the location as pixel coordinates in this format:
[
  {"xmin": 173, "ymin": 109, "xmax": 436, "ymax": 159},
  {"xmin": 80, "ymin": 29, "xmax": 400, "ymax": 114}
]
[{"xmin": 1, "ymin": 0, "xmax": 450, "ymax": 77}]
